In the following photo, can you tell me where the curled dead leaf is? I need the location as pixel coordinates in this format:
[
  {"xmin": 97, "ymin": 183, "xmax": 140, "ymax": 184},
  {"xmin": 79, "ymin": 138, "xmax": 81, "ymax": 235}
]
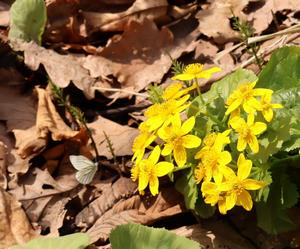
[
  {"xmin": 0, "ymin": 188, "xmax": 37, "ymax": 249},
  {"xmin": 86, "ymin": 187, "xmax": 184, "ymax": 243}
]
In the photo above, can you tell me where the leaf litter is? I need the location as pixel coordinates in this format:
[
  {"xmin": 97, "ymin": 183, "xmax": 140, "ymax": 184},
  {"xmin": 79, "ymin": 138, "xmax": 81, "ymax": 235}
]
[{"xmin": 1, "ymin": 0, "xmax": 300, "ymax": 248}]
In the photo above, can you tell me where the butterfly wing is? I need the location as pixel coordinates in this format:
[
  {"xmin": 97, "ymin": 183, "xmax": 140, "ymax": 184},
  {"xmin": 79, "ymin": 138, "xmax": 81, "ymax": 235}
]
[{"xmin": 69, "ymin": 155, "xmax": 97, "ymax": 184}]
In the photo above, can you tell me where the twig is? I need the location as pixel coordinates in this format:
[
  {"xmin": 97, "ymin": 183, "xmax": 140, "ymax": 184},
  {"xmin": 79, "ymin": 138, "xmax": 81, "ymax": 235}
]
[{"xmin": 92, "ymin": 86, "xmax": 148, "ymax": 98}]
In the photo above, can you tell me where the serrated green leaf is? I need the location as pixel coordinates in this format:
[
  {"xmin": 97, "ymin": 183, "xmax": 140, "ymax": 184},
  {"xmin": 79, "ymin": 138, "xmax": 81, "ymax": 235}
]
[
  {"xmin": 9, "ymin": 233, "xmax": 90, "ymax": 249},
  {"xmin": 256, "ymin": 171, "xmax": 299, "ymax": 234},
  {"xmin": 175, "ymin": 168, "xmax": 198, "ymax": 210},
  {"xmin": 257, "ymin": 46, "xmax": 300, "ymax": 90},
  {"xmin": 110, "ymin": 223, "xmax": 202, "ymax": 249},
  {"xmin": 194, "ymin": 196, "xmax": 215, "ymax": 218},
  {"xmin": 9, "ymin": 0, "xmax": 47, "ymax": 44}
]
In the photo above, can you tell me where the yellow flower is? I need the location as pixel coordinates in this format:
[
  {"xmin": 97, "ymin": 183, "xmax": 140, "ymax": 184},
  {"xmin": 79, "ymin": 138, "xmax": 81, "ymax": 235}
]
[
  {"xmin": 218, "ymin": 154, "xmax": 265, "ymax": 212},
  {"xmin": 194, "ymin": 146, "xmax": 232, "ymax": 183},
  {"xmin": 259, "ymin": 93, "xmax": 283, "ymax": 122},
  {"xmin": 195, "ymin": 130, "xmax": 231, "ymax": 159},
  {"xmin": 158, "ymin": 114, "xmax": 201, "ymax": 167},
  {"xmin": 230, "ymin": 114, "xmax": 266, "ymax": 153},
  {"xmin": 136, "ymin": 145, "xmax": 174, "ymax": 196},
  {"xmin": 162, "ymin": 82, "xmax": 196, "ymax": 101},
  {"xmin": 201, "ymin": 181, "xmax": 228, "ymax": 214},
  {"xmin": 144, "ymin": 95, "xmax": 190, "ymax": 131},
  {"xmin": 172, "ymin": 63, "xmax": 221, "ymax": 81},
  {"xmin": 225, "ymin": 81, "xmax": 272, "ymax": 115},
  {"xmin": 132, "ymin": 132, "xmax": 156, "ymax": 163}
]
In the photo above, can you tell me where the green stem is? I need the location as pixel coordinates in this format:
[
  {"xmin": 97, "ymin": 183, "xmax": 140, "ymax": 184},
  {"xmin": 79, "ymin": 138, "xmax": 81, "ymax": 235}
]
[{"xmin": 173, "ymin": 164, "xmax": 192, "ymax": 172}]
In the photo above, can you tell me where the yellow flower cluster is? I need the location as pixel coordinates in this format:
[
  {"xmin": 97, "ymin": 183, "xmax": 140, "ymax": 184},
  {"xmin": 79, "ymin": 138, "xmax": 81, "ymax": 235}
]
[
  {"xmin": 194, "ymin": 80, "xmax": 282, "ymax": 214},
  {"xmin": 131, "ymin": 81, "xmax": 200, "ymax": 195}
]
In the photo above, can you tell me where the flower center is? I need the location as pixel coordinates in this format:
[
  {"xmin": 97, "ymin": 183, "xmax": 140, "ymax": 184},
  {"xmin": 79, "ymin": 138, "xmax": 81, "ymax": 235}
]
[{"xmin": 184, "ymin": 63, "xmax": 203, "ymax": 75}]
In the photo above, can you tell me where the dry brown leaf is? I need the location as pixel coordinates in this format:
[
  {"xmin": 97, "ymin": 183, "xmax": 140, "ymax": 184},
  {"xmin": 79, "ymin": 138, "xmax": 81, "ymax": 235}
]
[
  {"xmin": 9, "ymin": 167, "xmax": 78, "ymax": 201},
  {"xmin": 9, "ymin": 40, "xmax": 96, "ymax": 98},
  {"xmin": 0, "ymin": 1, "xmax": 9, "ymax": 27},
  {"xmin": 0, "ymin": 188, "xmax": 37, "ymax": 249},
  {"xmin": 76, "ymin": 177, "xmax": 137, "ymax": 228},
  {"xmin": 172, "ymin": 222, "xmax": 256, "ymax": 249},
  {"xmin": 13, "ymin": 87, "xmax": 79, "ymax": 159},
  {"xmin": 86, "ymin": 187, "xmax": 184, "ymax": 243},
  {"xmin": 196, "ymin": 0, "xmax": 249, "ymax": 44},
  {"xmin": 247, "ymin": 0, "xmax": 300, "ymax": 34},
  {"xmin": 83, "ymin": 0, "xmax": 169, "ymax": 33},
  {"xmin": 194, "ymin": 40, "xmax": 219, "ymax": 62},
  {"xmin": 84, "ymin": 17, "xmax": 199, "ymax": 98},
  {"xmin": 88, "ymin": 116, "xmax": 139, "ymax": 159},
  {"xmin": 0, "ymin": 86, "xmax": 36, "ymax": 131},
  {"xmin": 0, "ymin": 142, "xmax": 7, "ymax": 189},
  {"xmin": 36, "ymin": 87, "xmax": 78, "ymax": 140}
]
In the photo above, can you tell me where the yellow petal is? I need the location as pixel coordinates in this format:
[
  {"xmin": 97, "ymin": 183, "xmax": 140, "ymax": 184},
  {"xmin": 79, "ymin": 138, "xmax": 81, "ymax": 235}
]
[
  {"xmin": 225, "ymin": 99, "xmax": 242, "ymax": 115},
  {"xmin": 174, "ymin": 145, "xmax": 187, "ymax": 167},
  {"xmin": 218, "ymin": 198, "xmax": 228, "ymax": 214},
  {"xmin": 204, "ymin": 194, "xmax": 219, "ymax": 205},
  {"xmin": 182, "ymin": 135, "xmax": 201, "ymax": 148},
  {"xmin": 201, "ymin": 181, "xmax": 218, "ymax": 195},
  {"xmin": 272, "ymin": 103, "xmax": 283, "ymax": 109},
  {"xmin": 229, "ymin": 116, "xmax": 245, "ymax": 130},
  {"xmin": 262, "ymin": 108, "xmax": 273, "ymax": 122},
  {"xmin": 219, "ymin": 151, "xmax": 232, "ymax": 165},
  {"xmin": 225, "ymin": 192, "xmax": 237, "ymax": 211},
  {"xmin": 253, "ymin": 88, "xmax": 273, "ymax": 96},
  {"xmin": 138, "ymin": 171, "xmax": 149, "ymax": 193},
  {"xmin": 181, "ymin": 116, "xmax": 195, "ymax": 135},
  {"xmin": 237, "ymin": 137, "xmax": 247, "ymax": 152},
  {"xmin": 148, "ymin": 146, "xmax": 161, "ymax": 165},
  {"xmin": 242, "ymin": 179, "xmax": 265, "ymax": 190},
  {"xmin": 171, "ymin": 113, "xmax": 182, "ymax": 130},
  {"xmin": 194, "ymin": 165, "xmax": 205, "ymax": 184},
  {"xmin": 163, "ymin": 83, "xmax": 183, "ymax": 100},
  {"xmin": 158, "ymin": 126, "xmax": 171, "ymax": 141},
  {"xmin": 171, "ymin": 73, "xmax": 195, "ymax": 81},
  {"xmin": 237, "ymin": 154, "xmax": 252, "ymax": 180},
  {"xmin": 218, "ymin": 181, "xmax": 234, "ymax": 191},
  {"xmin": 161, "ymin": 143, "xmax": 173, "ymax": 156},
  {"xmin": 149, "ymin": 176, "xmax": 159, "ymax": 196},
  {"xmin": 251, "ymin": 122, "xmax": 267, "ymax": 135},
  {"xmin": 248, "ymin": 136, "xmax": 259, "ymax": 153},
  {"xmin": 237, "ymin": 189, "xmax": 253, "ymax": 211},
  {"xmin": 196, "ymin": 66, "xmax": 221, "ymax": 79},
  {"xmin": 155, "ymin": 162, "xmax": 174, "ymax": 177}
]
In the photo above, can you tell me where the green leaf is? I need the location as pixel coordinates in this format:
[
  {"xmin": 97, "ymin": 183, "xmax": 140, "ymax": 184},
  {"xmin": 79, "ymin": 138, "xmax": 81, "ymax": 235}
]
[
  {"xmin": 10, "ymin": 233, "xmax": 90, "ymax": 249},
  {"xmin": 110, "ymin": 223, "xmax": 201, "ymax": 249},
  {"xmin": 9, "ymin": 0, "xmax": 47, "ymax": 44},
  {"xmin": 203, "ymin": 68, "xmax": 257, "ymax": 102},
  {"xmin": 257, "ymin": 46, "xmax": 300, "ymax": 90},
  {"xmin": 256, "ymin": 171, "xmax": 299, "ymax": 234},
  {"xmin": 175, "ymin": 168, "xmax": 198, "ymax": 210},
  {"xmin": 194, "ymin": 196, "xmax": 215, "ymax": 218}
]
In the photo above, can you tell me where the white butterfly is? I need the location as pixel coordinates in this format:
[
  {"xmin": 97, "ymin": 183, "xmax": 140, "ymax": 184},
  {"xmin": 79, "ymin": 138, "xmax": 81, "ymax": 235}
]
[{"xmin": 69, "ymin": 155, "xmax": 98, "ymax": 184}]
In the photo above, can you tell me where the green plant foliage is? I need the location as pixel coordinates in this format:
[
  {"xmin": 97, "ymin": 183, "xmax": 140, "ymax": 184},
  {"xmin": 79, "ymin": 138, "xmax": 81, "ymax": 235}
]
[
  {"xmin": 256, "ymin": 171, "xmax": 299, "ymax": 234},
  {"xmin": 10, "ymin": 233, "xmax": 90, "ymax": 249},
  {"xmin": 257, "ymin": 46, "xmax": 300, "ymax": 90},
  {"xmin": 175, "ymin": 168, "xmax": 198, "ymax": 210},
  {"xmin": 9, "ymin": 0, "xmax": 47, "ymax": 44},
  {"xmin": 110, "ymin": 223, "xmax": 202, "ymax": 249}
]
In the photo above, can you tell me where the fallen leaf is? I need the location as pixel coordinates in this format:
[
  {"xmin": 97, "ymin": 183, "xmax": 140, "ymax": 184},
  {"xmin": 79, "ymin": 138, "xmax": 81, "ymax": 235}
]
[
  {"xmin": 172, "ymin": 222, "xmax": 256, "ymax": 249},
  {"xmin": 247, "ymin": 0, "xmax": 300, "ymax": 34},
  {"xmin": 86, "ymin": 187, "xmax": 185, "ymax": 243},
  {"xmin": 75, "ymin": 177, "xmax": 137, "ymax": 228},
  {"xmin": 88, "ymin": 116, "xmax": 139, "ymax": 159},
  {"xmin": 196, "ymin": 0, "xmax": 249, "ymax": 44},
  {"xmin": 9, "ymin": 40, "xmax": 96, "ymax": 98},
  {"xmin": 84, "ymin": 17, "xmax": 199, "ymax": 98},
  {"xmin": 0, "ymin": 187, "xmax": 37, "ymax": 249},
  {"xmin": 83, "ymin": 0, "xmax": 169, "ymax": 33},
  {"xmin": 0, "ymin": 142, "xmax": 7, "ymax": 189},
  {"xmin": 194, "ymin": 40, "xmax": 218, "ymax": 62},
  {"xmin": 0, "ymin": 85, "xmax": 36, "ymax": 131},
  {"xmin": 0, "ymin": 1, "xmax": 9, "ymax": 26},
  {"xmin": 9, "ymin": 167, "xmax": 78, "ymax": 201}
]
